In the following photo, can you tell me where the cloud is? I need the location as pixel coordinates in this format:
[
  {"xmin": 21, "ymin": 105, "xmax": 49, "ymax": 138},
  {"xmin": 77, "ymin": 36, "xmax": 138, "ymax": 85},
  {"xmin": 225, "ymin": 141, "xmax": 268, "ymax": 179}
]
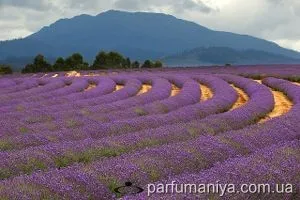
[
  {"xmin": 0, "ymin": 0, "xmax": 114, "ymax": 40},
  {"xmin": 0, "ymin": 0, "xmax": 55, "ymax": 11},
  {"xmin": 181, "ymin": 0, "xmax": 300, "ymax": 51},
  {"xmin": 114, "ymin": 0, "xmax": 214, "ymax": 13},
  {"xmin": 0, "ymin": 0, "xmax": 299, "ymax": 51}
]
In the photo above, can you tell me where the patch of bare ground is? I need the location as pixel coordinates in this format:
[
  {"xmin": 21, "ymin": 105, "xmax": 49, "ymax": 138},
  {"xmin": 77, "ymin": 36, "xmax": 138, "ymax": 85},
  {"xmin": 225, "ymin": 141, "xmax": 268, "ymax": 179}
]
[
  {"xmin": 84, "ymin": 83, "xmax": 97, "ymax": 91},
  {"xmin": 115, "ymin": 85, "xmax": 124, "ymax": 91},
  {"xmin": 66, "ymin": 71, "xmax": 81, "ymax": 77},
  {"xmin": 200, "ymin": 84, "xmax": 213, "ymax": 101},
  {"xmin": 230, "ymin": 84, "xmax": 249, "ymax": 110},
  {"xmin": 293, "ymin": 82, "xmax": 300, "ymax": 86},
  {"xmin": 137, "ymin": 84, "xmax": 152, "ymax": 95},
  {"xmin": 254, "ymin": 80, "xmax": 293, "ymax": 123},
  {"xmin": 171, "ymin": 84, "xmax": 181, "ymax": 96}
]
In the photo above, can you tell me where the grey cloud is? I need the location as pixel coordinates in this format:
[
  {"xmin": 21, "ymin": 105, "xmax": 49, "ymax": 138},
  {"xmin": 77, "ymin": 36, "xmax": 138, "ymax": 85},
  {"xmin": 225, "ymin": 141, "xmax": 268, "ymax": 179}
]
[
  {"xmin": 0, "ymin": 0, "xmax": 54, "ymax": 11},
  {"xmin": 114, "ymin": 0, "xmax": 214, "ymax": 13},
  {"xmin": 63, "ymin": 0, "xmax": 102, "ymax": 10},
  {"xmin": 266, "ymin": 0, "xmax": 284, "ymax": 4},
  {"xmin": 113, "ymin": 0, "xmax": 141, "ymax": 10},
  {"xmin": 0, "ymin": 0, "xmax": 299, "ymax": 50},
  {"xmin": 175, "ymin": 0, "xmax": 213, "ymax": 13}
]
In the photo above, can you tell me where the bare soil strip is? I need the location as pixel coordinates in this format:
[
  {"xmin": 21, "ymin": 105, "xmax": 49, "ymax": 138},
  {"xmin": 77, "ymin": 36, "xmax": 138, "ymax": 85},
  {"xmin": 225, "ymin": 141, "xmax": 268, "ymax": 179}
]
[
  {"xmin": 66, "ymin": 71, "xmax": 81, "ymax": 77},
  {"xmin": 200, "ymin": 84, "xmax": 213, "ymax": 101},
  {"xmin": 171, "ymin": 84, "xmax": 181, "ymax": 96},
  {"xmin": 137, "ymin": 84, "xmax": 152, "ymax": 95},
  {"xmin": 230, "ymin": 84, "xmax": 249, "ymax": 110},
  {"xmin": 254, "ymin": 80, "xmax": 293, "ymax": 123},
  {"xmin": 84, "ymin": 83, "xmax": 97, "ymax": 92},
  {"xmin": 293, "ymin": 82, "xmax": 300, "ymax": 86},
  {"xmin": 115, "ymin": 85, "xmax": 124, "ymax": 91}
]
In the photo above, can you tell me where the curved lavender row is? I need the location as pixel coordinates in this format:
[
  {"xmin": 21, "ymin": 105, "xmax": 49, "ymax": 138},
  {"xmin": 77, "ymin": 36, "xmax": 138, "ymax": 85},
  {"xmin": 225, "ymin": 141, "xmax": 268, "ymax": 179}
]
[
  {"xmin": 129, "ymin": 140, "xmax": 300, "ymax": 200},
  {"xmin": 63, "ymin": 77, "xmax": 116, "ymax": 100},
  {"xmin": 16, "ymin": 74, "xmax": 185, "ymax": 126},
  {"xmin": 0, "ymin": 78, "xmax": 17, "ymax": 89},
  {"xmin": 37, "ymin": 77, "xmax": 143, "ymax": 112},
  {"xmin": 0, "ymin": 76, "xmax": 233, "ymax": 179},
  {"xmin": 14, "ymin": 78, "xmax": 89, "ymax": 105},
  {"xmin": 0, "ymin": 78, "xmax": 141, "ymax": 138},
  {"xmin": 0, "ymin": 77, "xmax": 75, "ymax": 102},
  {"xmin": 0, "ymin": 81, "xmax": 21, "ymax": 95},
  {"xmin": 37, "ymin": 76, "xmax": 171, "ymax": 114},
  {"xmin": 73, "ymin": 74, "xmax": 190, "ymax": 107},
  {"xmin": 0, "ymin": 75, "xmax": 267, "ymax": 150},
  {"xmin": 0, "ymin": 76, "xmax": 177, "ymax": 135},
  {"xmin": 0, "ymin": 74, "xmax": 270, "ymax": 143},
  {"xmin": 0, "ymin": 76, "xmax": 274, "ymax": 179},
  {"xmin": 0, "ymin": 78, "xmax": 39, "ymax": 97},
  {"xmin": 28, "ymin": 77, "xmax": 115, "ymax": 109},
  {"xmin": 3, "ymin": 77, "xmax": 100, "ymax": 104},
  {"xmin": 0, "ymin": 77, "xmax": 25, "ymax": 91},
  {"xmin": 13, "ymin": 76, "xmax": 166, "ymax": 122},
  {"xmin": 0, "ymin": 78, "xmax": 90, "ymax": 113},
  {"xmin": 73, "ymin": 77, "xmax": 171, "ymax": 115},
  {"xmin": 86, "ymin": 77, "xmax": 200, "ymax": 122},
  {"xmin": 6, "ymin": 77, "xmax": 166, "ymax": 127},
  {"xmin": 0, "ymin": 77, "xmax": 115, "ymax": 117},
  {"xmin": 0, "ymin": 78, "xmax": 67, "ymax": 107},
  {"xmin": 85, "ymin": 75, "xmax": 232, "ymax": 126},
  {"xmin": 263, "ymin": 77, "xmax": 300, "ymax": 104},
  {"xmin": 1, "ymin": 77, "xmax": 28, "ymax": 88},
  {"xmin": 0, "ymin": 79, "xmax": 114, "ymax": 131},
  {"xmin": 12, "ymin": 77, "xmax": 115, "ymax": 110},
  {"xmin": 87, "ymin": 75, "xmax": 273, "ymax": 138},
  {"xmin": 193, "ymin": 74, "xmax": 275, "ymax": 128},
  {"xmin": 0, "ymin": 92, "xmax": 298, "ymax": 199},
  {"xmin": 1, "ymin": 76, "xmax": 135, "ymax": 113},
  {"xmin": 0, "ymin": 75, "xmax": 229, "ymax": 149}
]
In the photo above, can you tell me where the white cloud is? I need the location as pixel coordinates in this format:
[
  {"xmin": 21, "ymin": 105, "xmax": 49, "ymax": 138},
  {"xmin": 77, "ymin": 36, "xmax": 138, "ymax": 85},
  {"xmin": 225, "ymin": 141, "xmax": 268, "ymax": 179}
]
[
  {"xmin": 0, "ymin": 0, "xmax": 299, "ymax": 51},
  {"xmin": 114, "ymin": 0, "xmax": 214, "ymax": 13},
  {"xmin": 275, "ymin": 39, "xmax": 300, "ymax": 52}
]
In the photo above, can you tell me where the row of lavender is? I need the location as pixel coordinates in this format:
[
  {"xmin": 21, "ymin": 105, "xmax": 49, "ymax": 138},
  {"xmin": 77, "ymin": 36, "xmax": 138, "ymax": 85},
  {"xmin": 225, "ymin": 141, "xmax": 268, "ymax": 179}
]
[
  {"xmin": 0, "ymin": 77, "xmax": 298, "ymax": 199},
  {"xmin": 0, "ymin": 74, "xmax": 272, "ymax": 153},
  {"xmin": 0, "ymin": 69, "xmax": 299, "ymax": 199}
]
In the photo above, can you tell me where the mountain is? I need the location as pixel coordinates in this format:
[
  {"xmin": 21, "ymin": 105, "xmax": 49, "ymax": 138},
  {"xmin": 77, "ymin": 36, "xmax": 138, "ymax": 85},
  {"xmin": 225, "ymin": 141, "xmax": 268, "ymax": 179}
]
[
  {"xmin": 0, "ymin": 10, "xmax": 300, "ymax": 68},
  {"xmin": 163, "ymin": 47, "xmax": 300, "ymax": 66}
]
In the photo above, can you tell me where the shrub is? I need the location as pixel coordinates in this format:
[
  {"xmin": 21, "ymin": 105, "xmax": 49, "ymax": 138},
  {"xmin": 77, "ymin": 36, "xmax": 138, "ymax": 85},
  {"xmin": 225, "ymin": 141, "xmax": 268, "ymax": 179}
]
[{"xmin": 0, "ymin": 64, "xmax": 13, "ymax": 74}]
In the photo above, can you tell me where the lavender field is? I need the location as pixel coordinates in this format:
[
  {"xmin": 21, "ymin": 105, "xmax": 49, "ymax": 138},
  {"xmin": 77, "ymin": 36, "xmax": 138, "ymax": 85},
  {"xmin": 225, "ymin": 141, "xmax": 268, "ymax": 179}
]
[{"xmin": 0, "ymin": 65, "xmax": 300, "ymax": 199}]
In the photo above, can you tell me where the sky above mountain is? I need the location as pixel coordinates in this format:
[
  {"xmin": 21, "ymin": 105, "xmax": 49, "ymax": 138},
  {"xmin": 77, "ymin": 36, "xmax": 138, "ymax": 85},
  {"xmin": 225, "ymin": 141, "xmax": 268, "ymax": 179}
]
[{"xmin": 0, "ymin": 0, "xmax": 299, "ymax": 51}]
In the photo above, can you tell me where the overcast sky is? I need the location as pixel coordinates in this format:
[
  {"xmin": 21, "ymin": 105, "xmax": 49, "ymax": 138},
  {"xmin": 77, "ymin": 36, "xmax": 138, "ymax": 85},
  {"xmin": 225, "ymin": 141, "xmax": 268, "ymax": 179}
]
[{"xmin": 0, "ymin": 0, "xmax": 299, "ymax": 51}]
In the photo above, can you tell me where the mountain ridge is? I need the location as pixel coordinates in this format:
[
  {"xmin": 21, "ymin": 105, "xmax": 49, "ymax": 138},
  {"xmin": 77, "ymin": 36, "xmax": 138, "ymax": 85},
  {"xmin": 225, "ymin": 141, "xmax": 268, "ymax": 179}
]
[
  {"xmin": 0, "ymin": 10, "xmax": 300, "ymax": 68},
  {"xmin": 163, "ymin": 46, "xmax": 300, "ymax": 66}
]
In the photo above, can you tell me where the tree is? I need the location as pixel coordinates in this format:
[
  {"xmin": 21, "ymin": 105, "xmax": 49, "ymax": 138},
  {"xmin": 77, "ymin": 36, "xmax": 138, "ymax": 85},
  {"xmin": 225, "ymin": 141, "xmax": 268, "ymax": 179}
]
[
  {"xmin": 131, "ymin": 61, "xmax": 140, "ymax": 68},
  {"xmin": 153, "ymin": 60, "xmax": 163, "ymax": 68},
  {"xmin": 65, "ymin": 53, "xmax": 88, "ymax": 70},
  {"xmin": 124, "ymin": 57, "xmax": 131, "ymax": 68},
  {"xmin": 21, "ymin": 54, "xmax": 52, "ymax": 73},
  {"xmin": 106, "ymin": 51, "xmax": 125, "ymax": 68},
  {"xmin": 141, "ymin": 60, "xmax": 153, "ymax": 68},
  {"xmin": 92, "ymin": 51, "xmax": 126, "ymax": 69},
  {"xmin": 34, "ymin": 54, "xmax": 52, "ymax": 72},
  {"xmin": 92, "ymin": 51, "xmax": 107, "ymax": 69},
  {"xmin": 0, "ymin": 64, "xmax": 13, "ymax": 75},
  {"xmin": 53, "ymin": 57, "xmax": 65, "ymax": 71},
  {"xmin": 22, "ymin": 64, "xmax": 34, "ymax": 73},
  {"xmin": 121, "ymin": 57, "xmax": 131, "ymax": 68},
  {"xmin": 35, "ymin": 54, "xmax": 52, "ymax": 72}
]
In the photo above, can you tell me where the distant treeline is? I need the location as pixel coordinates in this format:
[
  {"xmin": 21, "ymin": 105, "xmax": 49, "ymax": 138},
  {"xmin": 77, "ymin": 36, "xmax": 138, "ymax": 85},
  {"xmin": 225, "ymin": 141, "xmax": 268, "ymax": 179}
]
[
  {"xmin": 0, "ymin": 64, "xmax": 13, "ymax": 75},
  {"xmin": 21, "ymin": 51, "xmax": 163, "ymax": 73}
]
